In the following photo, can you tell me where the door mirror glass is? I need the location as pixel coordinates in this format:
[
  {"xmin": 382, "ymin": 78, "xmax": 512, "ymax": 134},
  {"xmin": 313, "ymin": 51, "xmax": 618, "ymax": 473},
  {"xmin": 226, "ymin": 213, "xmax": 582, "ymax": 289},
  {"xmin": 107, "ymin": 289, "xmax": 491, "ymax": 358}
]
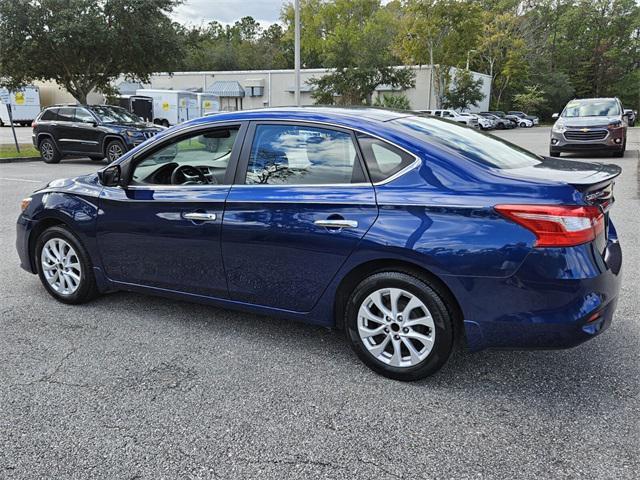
[
  {"xmin": 98, "ymin": 165, "xmax": 121, "ymax": 186},
  {"xmin": 552, "ymin": 113, "xmax": 559, "ymax": 119}
]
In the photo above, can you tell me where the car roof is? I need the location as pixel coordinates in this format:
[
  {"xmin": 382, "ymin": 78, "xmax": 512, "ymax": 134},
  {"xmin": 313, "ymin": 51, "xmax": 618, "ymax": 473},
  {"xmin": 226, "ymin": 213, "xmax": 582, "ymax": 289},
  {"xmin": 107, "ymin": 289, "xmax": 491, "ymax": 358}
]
[{"xmin": 188, "ymin": 106, "xmax": 413, "ymax": 129}]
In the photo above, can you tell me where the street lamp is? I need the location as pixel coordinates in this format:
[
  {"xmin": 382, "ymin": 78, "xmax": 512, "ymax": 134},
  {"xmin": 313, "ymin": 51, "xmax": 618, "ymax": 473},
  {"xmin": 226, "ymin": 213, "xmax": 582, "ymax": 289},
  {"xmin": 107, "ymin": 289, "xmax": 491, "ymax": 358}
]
[
  {"xmin": 294, "ymin": 0, "xmax": 301, "ymax": 107},
  {"xmin": 466, "ymin": 49, "xmax": 477, "ymax": 70}
]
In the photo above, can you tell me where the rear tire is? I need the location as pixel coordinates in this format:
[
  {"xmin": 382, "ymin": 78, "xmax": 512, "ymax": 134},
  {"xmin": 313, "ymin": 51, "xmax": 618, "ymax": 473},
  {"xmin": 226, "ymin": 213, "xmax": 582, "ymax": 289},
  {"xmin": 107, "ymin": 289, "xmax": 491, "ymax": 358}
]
[
  {"xmin": 39, "ymin": 137, "xmax": 62, "ymax": 164},
  {"xmin": 35, "ymin": 226, "xmax": 99, "ymax": 304},
  {"xmin": 345, "ymin": 271, "xmax": 454, "ymax": 381}
]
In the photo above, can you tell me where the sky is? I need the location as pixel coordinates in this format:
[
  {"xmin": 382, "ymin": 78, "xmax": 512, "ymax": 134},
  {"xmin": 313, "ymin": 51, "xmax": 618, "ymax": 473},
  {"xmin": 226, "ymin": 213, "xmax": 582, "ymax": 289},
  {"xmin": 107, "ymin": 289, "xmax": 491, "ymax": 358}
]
[{"xmin": 174, "ymin": 0, "xmax": 287, "ymax": 27}]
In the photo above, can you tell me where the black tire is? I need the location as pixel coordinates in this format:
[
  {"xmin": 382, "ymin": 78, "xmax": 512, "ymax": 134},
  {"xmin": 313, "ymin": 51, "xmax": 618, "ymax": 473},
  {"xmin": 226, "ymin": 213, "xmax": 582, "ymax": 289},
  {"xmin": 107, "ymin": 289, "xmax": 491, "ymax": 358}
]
[
  {"xmin": 344, "ymin": 271, "xmax": 455, "ymax": 381},
  {"xmin": 612, "ymin": 140, "xmax": 625, "ymax": 158},
  {"xmin": 161, "ymin": 119, "xmax": 170, "ymax": 128},
  {"xmin": 39, "ymin": 137, "xmax": 62, "ymax": 164},
  {"xmin": 35, "ymin": 226, "xmax": 99, "ymax": 304},
  {"xmin": 549, "ymin": 150, "xmax": 561, "ymax": 157},
  {"xmin": 90, "ymin": 157, "xmax": 105, "ymax": 162},
  {"xmin": 105, "ymin": 139, "xmax": 126, "ymax": 162}
]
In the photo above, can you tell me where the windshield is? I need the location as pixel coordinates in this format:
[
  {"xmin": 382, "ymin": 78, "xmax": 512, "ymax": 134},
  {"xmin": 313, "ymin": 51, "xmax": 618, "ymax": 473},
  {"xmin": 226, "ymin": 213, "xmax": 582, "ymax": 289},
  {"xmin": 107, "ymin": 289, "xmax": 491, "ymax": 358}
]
[
  {"xmin": 393, "ymin": 115, "xmax": 541, "ymax": 169},
  {"xmin": 91, "ymin": 106, "xmax": 143, "ymax": 123},
  {"xmin": 562, "ymin": 99, "xmax": 620, "ymax": 118}
]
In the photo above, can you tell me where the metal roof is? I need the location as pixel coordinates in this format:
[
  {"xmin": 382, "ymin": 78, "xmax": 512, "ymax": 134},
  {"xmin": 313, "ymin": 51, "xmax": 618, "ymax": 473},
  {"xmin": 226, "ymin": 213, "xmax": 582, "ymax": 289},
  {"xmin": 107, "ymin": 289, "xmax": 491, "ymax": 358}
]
[
  {"xmin": 206, "ymin": 81, "xmax": 245, "ymax": 97},
  {"xmin": 116, "ymin": 81, "xmax": 144, "ymax": 95}
]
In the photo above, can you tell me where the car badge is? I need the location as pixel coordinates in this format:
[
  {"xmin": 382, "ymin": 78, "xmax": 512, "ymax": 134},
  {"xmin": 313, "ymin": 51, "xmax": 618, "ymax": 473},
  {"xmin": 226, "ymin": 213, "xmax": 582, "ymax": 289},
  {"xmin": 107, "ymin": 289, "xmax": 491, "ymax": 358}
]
[{"xmin": 580, "ymin": 128, "xmax": 589, "ymax": 132}]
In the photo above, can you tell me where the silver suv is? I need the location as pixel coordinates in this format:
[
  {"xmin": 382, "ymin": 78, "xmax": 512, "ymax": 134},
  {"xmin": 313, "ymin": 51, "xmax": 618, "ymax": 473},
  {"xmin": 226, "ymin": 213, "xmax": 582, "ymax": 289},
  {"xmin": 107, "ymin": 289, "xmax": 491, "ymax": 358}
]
[{"xmin": 550, "ymin": 98, "xmax": 628, "ymax": 158}]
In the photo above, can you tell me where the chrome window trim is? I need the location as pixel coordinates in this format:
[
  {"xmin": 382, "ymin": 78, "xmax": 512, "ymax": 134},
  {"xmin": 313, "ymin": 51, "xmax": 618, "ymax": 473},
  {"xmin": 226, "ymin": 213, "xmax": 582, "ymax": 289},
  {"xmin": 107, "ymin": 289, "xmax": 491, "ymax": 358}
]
[{"xmin": 121, "ymin": 118, "xmax": 422, "ymax": 191}]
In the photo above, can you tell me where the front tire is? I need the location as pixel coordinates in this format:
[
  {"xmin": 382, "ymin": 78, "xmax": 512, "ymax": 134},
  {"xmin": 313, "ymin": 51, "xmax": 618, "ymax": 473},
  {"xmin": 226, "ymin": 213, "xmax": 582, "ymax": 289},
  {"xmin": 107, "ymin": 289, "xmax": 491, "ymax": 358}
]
[
  {"xmin": 105, "ymin": 139, "xmax": 126, "ymax": 162},
  {"xmin": 35, "ymin": 226, "xmax": 99, "ymax": 304},
  {"xmin": 345, "ymin": 272, "xmax": 454, "ymax": 381},
  {"xmin": 39, "ymin": 137, "xmax": 62, "ymax": 164}
]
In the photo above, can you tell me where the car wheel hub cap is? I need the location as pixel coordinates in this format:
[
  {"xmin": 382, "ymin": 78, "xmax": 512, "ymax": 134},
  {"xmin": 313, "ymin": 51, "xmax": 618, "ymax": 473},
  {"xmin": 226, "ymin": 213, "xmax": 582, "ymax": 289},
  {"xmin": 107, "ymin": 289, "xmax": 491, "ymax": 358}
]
[
  {"xmin": 42, "ymin": 143, "xmax": 53, "ymax": 159},
  {"xmin": 41, "ymin": 238, "xmax": 81, "ymax": 295},
  {"xmin": 358, "ymin": 287, "xmax": 435, "ymax": 368},
  {"xmin": 108, "ymin": 145, "xmax": 123, "ymax": 160}
]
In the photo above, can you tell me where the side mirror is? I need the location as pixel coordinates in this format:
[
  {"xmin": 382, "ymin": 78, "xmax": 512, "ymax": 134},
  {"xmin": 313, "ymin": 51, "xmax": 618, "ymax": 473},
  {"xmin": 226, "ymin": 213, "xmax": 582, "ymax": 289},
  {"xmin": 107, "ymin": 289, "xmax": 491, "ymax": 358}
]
[
  {"xmin": 98, "ymin": 164, "xmax": 121, "ymax": 187},
  {"xmin": 551, "ymin": 113, "xmax": 559, "ymax": 119}
]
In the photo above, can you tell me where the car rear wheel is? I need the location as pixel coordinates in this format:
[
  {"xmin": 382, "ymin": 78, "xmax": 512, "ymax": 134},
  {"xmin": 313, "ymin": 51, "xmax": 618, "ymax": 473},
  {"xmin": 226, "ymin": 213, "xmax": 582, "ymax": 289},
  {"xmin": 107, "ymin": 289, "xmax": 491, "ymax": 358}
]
[
  {"xmin": 35, "ymin": 226, "xmax": 99, "ymax": 304},
  {"xmin": 39, "ymin": 138, "xmax": 61, "ymax": 164},
  {"xmin": 345, "ymin": 271, "xmax": 454, "ymax": 381},
  {"xmin": 105, "ymin": 139, "xmax": 126, "ymax": 162}
]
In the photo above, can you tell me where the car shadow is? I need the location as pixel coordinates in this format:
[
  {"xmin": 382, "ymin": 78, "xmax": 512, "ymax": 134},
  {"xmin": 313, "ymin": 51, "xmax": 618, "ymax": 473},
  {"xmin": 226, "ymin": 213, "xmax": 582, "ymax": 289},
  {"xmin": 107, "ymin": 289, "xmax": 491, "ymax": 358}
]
[{"xmin": 87, "ymin": 289, "xmax": 637, "ymax": 410}]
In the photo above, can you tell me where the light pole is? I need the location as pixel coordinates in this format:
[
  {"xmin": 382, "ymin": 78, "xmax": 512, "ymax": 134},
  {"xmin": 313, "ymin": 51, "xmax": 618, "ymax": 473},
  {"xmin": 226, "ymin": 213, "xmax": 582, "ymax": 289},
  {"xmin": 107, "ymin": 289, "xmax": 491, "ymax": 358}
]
[
  {"xmin": 294, "ymin": 0, "xmax": 301, "ymax": 107},
  {"xmin": 466, "ymin": 49, "xmax": 477, "ymax": 70}
]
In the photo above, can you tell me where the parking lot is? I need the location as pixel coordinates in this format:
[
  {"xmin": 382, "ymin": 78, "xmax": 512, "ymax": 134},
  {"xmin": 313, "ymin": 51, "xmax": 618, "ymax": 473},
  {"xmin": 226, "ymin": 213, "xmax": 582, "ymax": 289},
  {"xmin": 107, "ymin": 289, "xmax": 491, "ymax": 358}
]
[{"xmin": 1, "ymin": 127, "xmax": 638, "ymax": 479}]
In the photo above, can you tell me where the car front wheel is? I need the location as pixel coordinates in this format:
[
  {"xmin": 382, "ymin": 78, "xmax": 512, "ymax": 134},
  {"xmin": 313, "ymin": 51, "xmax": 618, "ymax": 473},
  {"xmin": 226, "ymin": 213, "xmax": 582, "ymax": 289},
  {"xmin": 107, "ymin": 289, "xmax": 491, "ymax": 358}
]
[
  {"xmin": 35, "ymin": 226, "xmax": 99, "ymax": 304},
  {"xmin": 345, "ymin": 271, "xmax": 454, "ymax": 381},
  {"xmin": 105, "ymin": 139, "xmax": 126, "ymax": 162}
]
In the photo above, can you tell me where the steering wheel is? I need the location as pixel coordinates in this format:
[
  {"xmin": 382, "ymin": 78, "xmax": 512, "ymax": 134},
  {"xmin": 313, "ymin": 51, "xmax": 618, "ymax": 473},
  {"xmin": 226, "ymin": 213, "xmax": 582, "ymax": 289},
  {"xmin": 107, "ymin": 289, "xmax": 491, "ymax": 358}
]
[{"xmin": 170, "ymin": 165, "xmax": 209, "ymax": 185}]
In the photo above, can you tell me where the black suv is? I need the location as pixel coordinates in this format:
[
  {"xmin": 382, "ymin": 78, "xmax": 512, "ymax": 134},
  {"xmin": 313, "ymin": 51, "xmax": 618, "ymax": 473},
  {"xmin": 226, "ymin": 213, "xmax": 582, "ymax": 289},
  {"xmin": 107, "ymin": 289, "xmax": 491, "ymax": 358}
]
[{"xmin": 32, "ymin": 104, "xmax": 164, "ymax": 164}]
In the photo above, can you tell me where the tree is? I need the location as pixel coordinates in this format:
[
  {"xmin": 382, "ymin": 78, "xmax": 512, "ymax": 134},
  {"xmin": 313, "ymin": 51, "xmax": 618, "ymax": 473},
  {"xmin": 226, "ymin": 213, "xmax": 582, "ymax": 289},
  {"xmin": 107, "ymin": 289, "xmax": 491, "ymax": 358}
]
[
  {"xmin": 283, "ymin": 0, "xmax": 415, "ymax": 105},
  {"xmin": 373, "ymin": 93, "xmax": 411, "ymax": 109},
  {"xmin": 442, "ymin": 69, "xmax": 483, "ymax": 110},
  {"xmin": 0, "ymin": 0, "xmax": 184, "ymax": 103},
  {"xmin": 512, "ymin": 85, "xmax": 547, "ymax": 114}
]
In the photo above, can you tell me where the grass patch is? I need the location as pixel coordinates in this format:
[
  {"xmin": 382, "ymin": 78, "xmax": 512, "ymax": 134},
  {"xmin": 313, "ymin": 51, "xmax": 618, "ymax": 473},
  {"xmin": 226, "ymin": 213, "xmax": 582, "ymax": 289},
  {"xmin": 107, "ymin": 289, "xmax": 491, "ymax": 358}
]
[{"xmin": 0, "ymin": 143, "xmax": 40, "ymax": 159}]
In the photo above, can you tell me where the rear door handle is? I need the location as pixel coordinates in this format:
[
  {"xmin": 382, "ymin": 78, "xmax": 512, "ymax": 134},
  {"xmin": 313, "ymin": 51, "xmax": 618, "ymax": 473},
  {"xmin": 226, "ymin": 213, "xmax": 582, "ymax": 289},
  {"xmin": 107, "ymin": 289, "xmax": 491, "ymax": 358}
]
[
  {"xmin": 183, "ymin": 212, "xmax": 217, "ymax": 222},
  {"xmin": 314, "ymin": 219, "xmax": 358, "ymax": 229}
]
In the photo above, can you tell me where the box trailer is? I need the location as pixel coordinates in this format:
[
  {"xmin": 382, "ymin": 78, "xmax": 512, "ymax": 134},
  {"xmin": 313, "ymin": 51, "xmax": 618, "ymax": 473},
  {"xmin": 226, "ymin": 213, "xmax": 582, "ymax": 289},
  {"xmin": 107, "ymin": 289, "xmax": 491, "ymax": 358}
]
[
  {"xmin": 136, "ymin": 89, "xmax": 198, "ymax": 126},
  {"xmin": 111, "ymin": 95, "xmax": 154, "ymax": 123},
  {"xmin": 196, "ymin": 93, "xmax": 220, "ymax": 117},
  {"xmin": 0, "ymin": 86, "xmax": 41, "ymax": 126}
]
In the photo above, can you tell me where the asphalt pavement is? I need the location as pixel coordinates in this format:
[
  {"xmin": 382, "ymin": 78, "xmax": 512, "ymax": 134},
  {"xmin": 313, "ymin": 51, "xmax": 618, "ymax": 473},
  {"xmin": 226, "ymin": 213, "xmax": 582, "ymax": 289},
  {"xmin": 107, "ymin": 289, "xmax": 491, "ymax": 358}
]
[{"xmin": 1, "ymin": 127, "xmax": 638, "ymax": 479}]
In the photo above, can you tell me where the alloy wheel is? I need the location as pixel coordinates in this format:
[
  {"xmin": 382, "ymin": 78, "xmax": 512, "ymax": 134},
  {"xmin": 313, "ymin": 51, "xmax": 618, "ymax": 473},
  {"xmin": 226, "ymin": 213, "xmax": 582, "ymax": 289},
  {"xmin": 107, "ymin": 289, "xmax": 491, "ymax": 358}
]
[
  {"xmin": 41, "ymin": 141, "xmax": 54, "ymax": 161},
  {"xmin": 357, "ymin": 287, "xmax": 435, "ymax": 368},
  {"xmin": 107, "ymin": 143, "xmax": 124, "ymax": 161},
  {"xmin": 40, "ymin": 238, "xmax": 82, "ymax": 295}
]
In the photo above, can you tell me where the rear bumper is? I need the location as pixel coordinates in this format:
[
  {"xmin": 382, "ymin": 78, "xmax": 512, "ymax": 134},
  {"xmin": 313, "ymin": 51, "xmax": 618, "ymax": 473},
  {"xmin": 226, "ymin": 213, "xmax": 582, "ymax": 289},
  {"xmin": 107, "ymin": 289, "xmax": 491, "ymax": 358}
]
[{"xmin": 452, "ymin": 223, "xmax": 622, "ymax": 351}]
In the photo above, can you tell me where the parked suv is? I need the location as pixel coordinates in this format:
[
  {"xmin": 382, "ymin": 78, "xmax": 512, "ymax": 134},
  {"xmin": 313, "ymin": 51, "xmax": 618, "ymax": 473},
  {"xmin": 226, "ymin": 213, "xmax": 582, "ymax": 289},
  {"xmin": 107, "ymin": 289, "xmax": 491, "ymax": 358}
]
[
  {"xmin": 422, "ymin": 109, "xmax": 479, "ymax": 128},
  {"xmin": 508, "ymin": 110, "xmax": 539, "ymax": 126},
  {"xmin": 32, "ymin": 104, "xmax": 164, "ymax": 164},
  {"xmin": 479, "ymin": 112, "xmax": 515, "ymax": 129},
  {"xmin": 623, "ymin": 108, "xmax": 636, "ymax": 127},
  {"xmin": 550, "ymin": 98, "xmax": 627, "ymax": 157}
]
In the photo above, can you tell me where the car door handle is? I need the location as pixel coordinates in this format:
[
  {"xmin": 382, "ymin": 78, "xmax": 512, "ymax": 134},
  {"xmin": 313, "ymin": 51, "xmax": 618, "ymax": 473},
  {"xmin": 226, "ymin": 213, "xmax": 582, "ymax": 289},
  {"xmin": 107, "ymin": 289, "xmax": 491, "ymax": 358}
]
[
  {"xmin": 183, "ymin": 212, "xmax": 217, "ymax": 222},
  {"xmin": 314, "ymin": 219, "xmax": 358, "ymax": 229}
]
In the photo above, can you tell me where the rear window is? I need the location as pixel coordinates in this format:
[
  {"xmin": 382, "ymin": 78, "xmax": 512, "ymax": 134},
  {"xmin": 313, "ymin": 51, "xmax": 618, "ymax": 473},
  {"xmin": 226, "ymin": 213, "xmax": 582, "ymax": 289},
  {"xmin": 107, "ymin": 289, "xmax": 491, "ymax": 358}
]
[
  {"xmin": 40, "ymin": 109, "xmax": 58, "ymax": 121},
  {"xmin": 393, "ymin": 115, "xmax": 541, "ymax": 169}
]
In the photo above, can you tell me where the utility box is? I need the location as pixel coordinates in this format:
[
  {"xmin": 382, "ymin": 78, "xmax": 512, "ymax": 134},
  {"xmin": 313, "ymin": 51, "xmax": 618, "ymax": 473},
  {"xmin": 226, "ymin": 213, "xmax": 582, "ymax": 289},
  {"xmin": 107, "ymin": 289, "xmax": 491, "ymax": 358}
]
[{"xmin": 0, "ymin": 86, "xmax": 41, "ymax": 126}]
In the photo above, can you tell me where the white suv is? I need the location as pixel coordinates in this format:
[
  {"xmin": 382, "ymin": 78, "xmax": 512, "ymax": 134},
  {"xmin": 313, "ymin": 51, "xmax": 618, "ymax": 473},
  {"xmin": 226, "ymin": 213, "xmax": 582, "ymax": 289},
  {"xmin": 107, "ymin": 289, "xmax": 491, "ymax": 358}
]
[{"xmin": 421, "ymin": 109, "xmax": 480, "ymax": 128}]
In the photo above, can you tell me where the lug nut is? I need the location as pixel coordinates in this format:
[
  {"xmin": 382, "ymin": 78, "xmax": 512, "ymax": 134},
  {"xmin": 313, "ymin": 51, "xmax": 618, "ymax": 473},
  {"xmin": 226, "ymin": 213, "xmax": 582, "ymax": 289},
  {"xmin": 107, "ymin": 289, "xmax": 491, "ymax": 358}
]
[
  {"xmin": 383, "ymin": 327, "xmax": 389, "ymax": 333},
  {"xmin": 397, "ymin": 315, "xmax": 403, "ymax": 321},
  {"xmin": 403, "ymin": 327, "xmax": 409, "ymax": 333},
  {"xmin": 394, "ymin": 334, "xmax": 400, "ymax": 340}
]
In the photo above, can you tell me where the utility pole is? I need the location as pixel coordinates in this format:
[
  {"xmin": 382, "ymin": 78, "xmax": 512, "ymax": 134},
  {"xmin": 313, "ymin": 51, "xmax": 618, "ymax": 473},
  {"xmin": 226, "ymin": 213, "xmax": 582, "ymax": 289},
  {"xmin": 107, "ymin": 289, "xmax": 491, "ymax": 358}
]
[{"xmin": 294, "ymin": 0, "xmax": 301, "ymax": 107}]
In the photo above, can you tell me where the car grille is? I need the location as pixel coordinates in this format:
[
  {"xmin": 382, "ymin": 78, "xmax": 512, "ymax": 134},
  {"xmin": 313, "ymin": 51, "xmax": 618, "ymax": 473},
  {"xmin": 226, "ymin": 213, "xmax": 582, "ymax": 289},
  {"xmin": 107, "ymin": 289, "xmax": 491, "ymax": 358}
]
[
  {"xmin": 142, "ymin": 131, "xmax": 159, "ymax": 139},
  {"xmin": 564, "ymin": 129, "xmax": 607, "ymax": 141}
]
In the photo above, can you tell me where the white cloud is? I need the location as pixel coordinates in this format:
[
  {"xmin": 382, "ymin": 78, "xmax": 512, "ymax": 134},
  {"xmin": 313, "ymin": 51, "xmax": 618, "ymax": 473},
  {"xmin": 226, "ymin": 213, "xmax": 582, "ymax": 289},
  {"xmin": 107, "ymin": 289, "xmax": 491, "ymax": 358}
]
[{"xmin": 174, "ymin": 0, "xmax": 288, "ymax": 27}]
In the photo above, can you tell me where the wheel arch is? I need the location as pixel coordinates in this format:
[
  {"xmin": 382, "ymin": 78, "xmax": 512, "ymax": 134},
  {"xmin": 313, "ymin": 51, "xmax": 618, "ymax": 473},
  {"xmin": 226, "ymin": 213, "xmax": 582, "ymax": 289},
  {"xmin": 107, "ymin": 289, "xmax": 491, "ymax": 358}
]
[
  {"xmin": 333, "ymin": 258, "xmax": 466, "ymax": 346},
  {"xmin": 27, "ymin": 216, "xmax": 69, "ymax": 273},
  {"xmin": 101, "ymin": 135, "xmax": 126, "ymax": 156},
  {"xmin": 36, "ymin": 132, "xmax": 55, "ymax": 148}
]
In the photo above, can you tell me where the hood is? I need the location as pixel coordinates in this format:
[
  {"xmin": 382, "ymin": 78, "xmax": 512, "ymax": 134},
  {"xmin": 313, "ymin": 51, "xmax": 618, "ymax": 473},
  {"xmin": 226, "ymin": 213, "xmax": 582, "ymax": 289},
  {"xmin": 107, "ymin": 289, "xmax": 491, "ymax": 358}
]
[
  {"xmin": 556, "ymin": 116, "xmax": 618, "ymax": 128},
  {"xmin": 108, "ymin": 122, "xmax": 160, "ymax": 130},
  {"xmin": 502, "ymin": 157, "xmax": 621, "ymax": 188}
]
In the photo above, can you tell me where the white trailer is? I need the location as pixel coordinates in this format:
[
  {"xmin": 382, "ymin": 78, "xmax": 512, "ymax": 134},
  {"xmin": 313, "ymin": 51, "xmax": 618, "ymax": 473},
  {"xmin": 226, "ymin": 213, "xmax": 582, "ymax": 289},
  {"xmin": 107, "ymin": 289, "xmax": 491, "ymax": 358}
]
[
  {"xmin": 136, "ymin": 89, "xmax": 198, "ymax": 126},
  {"xmin": 0, "ymin": 86, "xmax": 41, "ymax": 126},
  {"xmin": 196, "ymin": 93, "xmax": 220, "ymax": 117}
]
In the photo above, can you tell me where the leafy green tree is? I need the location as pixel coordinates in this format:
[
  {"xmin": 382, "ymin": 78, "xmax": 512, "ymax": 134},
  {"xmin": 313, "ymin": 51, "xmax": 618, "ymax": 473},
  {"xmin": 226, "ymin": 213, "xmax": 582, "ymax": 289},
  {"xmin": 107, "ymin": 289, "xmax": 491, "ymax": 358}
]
[
  {"xmin": 442, "ymin": 69, "xmax": 483, "ymax": 110},
  {"xmin": 513, "ymin": 85, "xmax": 547, "ymax": 114},
  {"xmin": 373, "ymin": 93, "xmax": 412, "ymax": 109},
  {"xmin": 0, "ymin": 0, "xmax": 184, "ymax": 103}
]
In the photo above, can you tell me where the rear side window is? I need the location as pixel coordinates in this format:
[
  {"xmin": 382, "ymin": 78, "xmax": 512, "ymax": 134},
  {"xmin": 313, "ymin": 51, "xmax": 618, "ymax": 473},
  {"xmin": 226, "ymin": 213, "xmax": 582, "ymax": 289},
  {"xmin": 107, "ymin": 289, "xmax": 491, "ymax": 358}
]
[
  {"xmin": 245, "ymin": 124, "xmax": 365, "ymax": 185},
  {"xmin": 357, "ymin": 134, "xmax": 415, "ymax": 183},
  {"xmin": 57, "ymin": 107, "xmax": 76, "ymax": 122},
  {"xmin": 40, "ymin": 109, "xmax": 58, "ymax": 121}
]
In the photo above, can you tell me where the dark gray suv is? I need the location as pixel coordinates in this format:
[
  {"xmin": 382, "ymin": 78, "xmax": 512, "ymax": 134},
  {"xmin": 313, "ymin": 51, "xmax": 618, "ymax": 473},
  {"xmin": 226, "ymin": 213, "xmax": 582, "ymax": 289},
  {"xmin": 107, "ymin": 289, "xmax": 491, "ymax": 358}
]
[{"xmin": 550, "ymin": 98, "xmax": 628, "ymax": 157}]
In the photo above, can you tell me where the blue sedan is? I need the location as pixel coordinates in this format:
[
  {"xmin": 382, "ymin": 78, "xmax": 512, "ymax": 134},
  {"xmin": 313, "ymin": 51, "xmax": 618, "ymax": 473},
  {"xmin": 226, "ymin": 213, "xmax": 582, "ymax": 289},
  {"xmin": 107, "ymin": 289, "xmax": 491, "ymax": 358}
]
[{"xmin": 16, "ymin": 108, "xmax": 622, "ymax": 380}]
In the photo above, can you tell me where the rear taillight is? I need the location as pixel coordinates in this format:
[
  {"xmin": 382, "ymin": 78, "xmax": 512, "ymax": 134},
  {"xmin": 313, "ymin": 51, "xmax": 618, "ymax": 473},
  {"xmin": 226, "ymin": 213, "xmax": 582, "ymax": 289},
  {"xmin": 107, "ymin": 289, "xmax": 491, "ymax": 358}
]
[{"xmin": 495, "ymin": 204, "xmax": 604, "ymax": 247}]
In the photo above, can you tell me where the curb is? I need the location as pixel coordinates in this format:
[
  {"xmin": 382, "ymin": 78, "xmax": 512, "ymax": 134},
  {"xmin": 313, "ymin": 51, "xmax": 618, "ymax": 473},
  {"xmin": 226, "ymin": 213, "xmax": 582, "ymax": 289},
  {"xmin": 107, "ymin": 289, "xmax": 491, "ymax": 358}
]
[{"xmin": 0, "ymin": 156, "xmax": 41, "ymax": 164}]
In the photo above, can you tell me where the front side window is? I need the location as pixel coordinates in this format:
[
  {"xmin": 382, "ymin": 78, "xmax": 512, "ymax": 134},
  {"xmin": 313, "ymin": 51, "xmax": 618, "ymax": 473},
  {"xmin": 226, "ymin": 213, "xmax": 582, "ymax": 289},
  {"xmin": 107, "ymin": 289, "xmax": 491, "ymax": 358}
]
[
  {"xmin": 245, "ymin": 124, "xmax": 364, "ymax": 185},
  {"xmin": 75, "ymin": 108, "xmax": 95, "ymax": 123},
  {"xmin": 131, "ymin": 127, "xmax": 239, "ymax": 185},
  {"xmin": 358, "ymin": 134, "xmax": 415, "ymax": 183}
]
